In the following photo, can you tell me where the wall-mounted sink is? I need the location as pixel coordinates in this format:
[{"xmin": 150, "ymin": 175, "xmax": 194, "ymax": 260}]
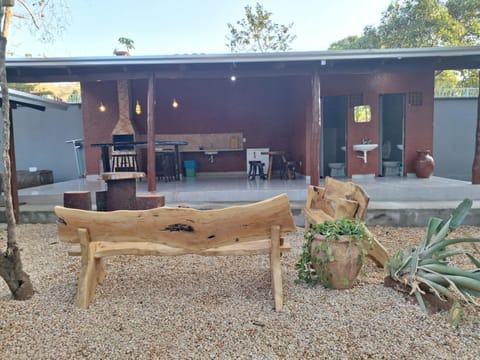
[
  {"xmin": 397, "ymin": 144, "xmax": 404, "ymax": 151},
  {"xmin": 353, "ymin": 144, "xmax": 378, "ymax": 152},
  {"xmin": 204, "ymin": 151, "xmax": 218, "ymax": 164},
  {"xmin": 341, "ymin": 146, "xmax": 346, "ymax": 151},
  {"xmin": 353, "ymin": 143, "xmax": 378, "ymax": 163}
]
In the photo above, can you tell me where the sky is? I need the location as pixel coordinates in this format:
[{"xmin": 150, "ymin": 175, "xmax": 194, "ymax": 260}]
[{"xmin": 9, "ymin": 0, "xmax": 392, "ymax": 58}]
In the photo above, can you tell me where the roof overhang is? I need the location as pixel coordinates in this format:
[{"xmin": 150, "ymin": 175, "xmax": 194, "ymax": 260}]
[
  {"xmin": 1, "ymin": 88, "xmax": 69, "ymax": 111},
  {"xmin": 6, "ymin": 46, "xmax": 480, "ymax": 83}
]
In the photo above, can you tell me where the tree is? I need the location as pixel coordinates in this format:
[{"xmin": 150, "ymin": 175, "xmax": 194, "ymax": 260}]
[
  {"xmin": 0, "ymin": 0, "xmax": 67, "ymax": 300},
  {"xmin": 226, "ymin": 2, "xmax": 296, "ymax": 52},
  {"xmin": 329, "ymin": 0, "xmax": 479, "ymax": 87}
]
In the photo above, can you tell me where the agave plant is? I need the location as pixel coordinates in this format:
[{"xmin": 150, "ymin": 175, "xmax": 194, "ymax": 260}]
[{"xmin": 386, "ymin": 199, "xmax": 480, "ymax": 325}]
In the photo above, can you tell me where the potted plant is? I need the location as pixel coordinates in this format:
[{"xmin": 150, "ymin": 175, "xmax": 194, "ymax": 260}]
[
  {"xmin": 113, "ymin": 37, "xmax": 135, "ymax": 56},
  {"xmin": 296, "ymin": 218, "xmax": 373, "ymax": 289},
  {"xmin": 385, "ymin": 198, "xmax": 480, "ymax": 326}
]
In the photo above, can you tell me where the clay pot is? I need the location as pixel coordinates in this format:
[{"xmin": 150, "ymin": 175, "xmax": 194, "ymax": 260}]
[
  {"xmin": 414, "ymin": 150, "xmax": 435, "ymax": 178},
  {"xmin": 310, "ymin": 235, "xmax": 362, "ymax": 289}
]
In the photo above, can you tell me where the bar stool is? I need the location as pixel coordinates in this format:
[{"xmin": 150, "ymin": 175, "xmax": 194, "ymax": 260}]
[
  {"xmin": 248, "ymin": 160, "xmax": 266, "ymax": 180},
  {"xmin": 280, "ymin": 156, "xmax": 296, "ymax": 180}
]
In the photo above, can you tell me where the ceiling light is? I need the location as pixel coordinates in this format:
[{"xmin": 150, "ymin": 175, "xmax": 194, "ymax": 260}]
[{"xmin": 135, "ymin": 100, "xmax": 141, "ymax": 115}]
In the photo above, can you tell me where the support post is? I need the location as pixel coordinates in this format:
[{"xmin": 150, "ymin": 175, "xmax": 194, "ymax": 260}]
[
  {"xmin": 472, "ymin": 70, "xmax": 480, "ymax": 184},
  {"xmin": 309, "ymin": 70, "xmax": 321, "ymax": 186},
  {"xmin": 147, "ymin": 74, "xmax": 156, "ymax": 192}
]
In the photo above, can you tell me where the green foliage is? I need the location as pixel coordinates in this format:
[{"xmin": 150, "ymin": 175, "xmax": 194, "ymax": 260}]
[
  {"xmin": 226, "ymin": 2, "xmax": 296, "ymax": 52},
  {"xmin": 330, "ymin": 0, "xmax": 480, "ymax": 50},
  {"xmin": 329, "ymin": 0, "xmax": 480, "ymax": 87},
  {"xmin": 8, "ymin": 83, "xmax": 36, "ymax": 93},
  {"xmin": 386, "ymin": 199, "xmax": 480, "ymax": 325},
  {"xmin": 295, "ymin": 219, "xmax": 372, "ymax": 286},
  {"xmin": 117, "ymin": 37, "xmax": 135, "ymax": 52}
]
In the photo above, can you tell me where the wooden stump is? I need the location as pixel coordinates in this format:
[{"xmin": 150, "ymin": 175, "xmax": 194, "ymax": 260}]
[
  {"xmin": 64, "ymin": 191, "xmax": 92, "ymax": 210},
  {"xmin": 136, "ymin": 193, "xmax": 165, "ymax": 209}
]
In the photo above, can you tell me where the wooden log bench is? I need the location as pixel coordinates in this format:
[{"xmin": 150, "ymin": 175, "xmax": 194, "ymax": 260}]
[{"xmin": 55, "ymin": 194, "xmax": 296, "ymax": 311}]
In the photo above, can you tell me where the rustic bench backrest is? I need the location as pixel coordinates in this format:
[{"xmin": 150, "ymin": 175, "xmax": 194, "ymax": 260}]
[
  {"xmin": 55, "ymin": 193, "xmax": 296, "ymax": 251},
  {"xmin": 306, "ymin": 177, "xmax": 370, "ymax": 221}
]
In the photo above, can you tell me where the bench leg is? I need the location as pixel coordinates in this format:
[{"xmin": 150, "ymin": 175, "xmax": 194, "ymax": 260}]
[
  {"xmin": 270, "ymin": 225, "xmax": 283, "ymax": 311},
  {"xmin": 77, "ymin": 228, "xmax": 102, "ymax": 308}
]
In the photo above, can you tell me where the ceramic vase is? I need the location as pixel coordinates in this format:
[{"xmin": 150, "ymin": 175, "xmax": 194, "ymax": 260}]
[
  {"xmin": 310, "ymin": 235, "xmax": 362, "ymax": 289},
  {"xmin": 414, "ymin": 150, "xmax": 435, "ymax": 178}
]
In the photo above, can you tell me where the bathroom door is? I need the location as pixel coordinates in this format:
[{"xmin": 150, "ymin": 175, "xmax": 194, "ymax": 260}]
[
  {"xmin": 320, "ymin": 96, "xmax": 348, "ymax": 178},
  {"xmin": 379, "ymin": 94, "xmax": 405, "ymax": 176}
]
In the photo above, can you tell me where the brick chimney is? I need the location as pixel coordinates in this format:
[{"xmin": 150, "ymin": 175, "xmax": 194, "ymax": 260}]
[{"xmin": 112, "ymin": 80, "xmax": 135, "ymax": 135}]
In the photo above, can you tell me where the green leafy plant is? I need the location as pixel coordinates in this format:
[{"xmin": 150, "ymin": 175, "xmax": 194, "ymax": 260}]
[
  {"xmin": 295, "ymin": 218, "xmax": 372, "ymax": 287},
  {"xmin": 114, "ymin": 37, "xmax": 135, "ymax": 55},
  {"xmin": 386, "ymin": 199, "xmax": 480, "ymax": 325}
]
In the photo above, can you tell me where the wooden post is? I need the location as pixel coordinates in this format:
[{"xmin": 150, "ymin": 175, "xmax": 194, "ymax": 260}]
[
  {"xmin": 472, "ymin": 70, "xmax": 480, "ymax": 184},
  {"xmin": 309, "ymin": 70, "xmax": 321, "ymax": 186},
  {"xmin": 147, "ymin": 74, "xmax": 156, "ymax": 192}
]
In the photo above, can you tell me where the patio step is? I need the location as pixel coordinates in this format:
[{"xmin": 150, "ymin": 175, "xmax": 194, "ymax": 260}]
[{"xmin": 3, "ymin": 200, "xmax": 480, "ymax": 227}]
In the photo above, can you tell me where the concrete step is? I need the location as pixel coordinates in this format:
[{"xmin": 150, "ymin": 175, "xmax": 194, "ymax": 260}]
[{"xmin": 3, "ymin": 200, "xmax": 480, "ymax": 227}]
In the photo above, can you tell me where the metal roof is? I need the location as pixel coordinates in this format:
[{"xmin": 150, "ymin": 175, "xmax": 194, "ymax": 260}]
[
  {"xmin": 6, "ymin": 46, "xmax": 480, "ymax": 83},
  {"xmin": 1, "ymin": 88, "xmax": 69, "ymax": 111}
]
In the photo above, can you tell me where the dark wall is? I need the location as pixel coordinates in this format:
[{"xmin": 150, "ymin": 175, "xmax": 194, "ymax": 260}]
[
  {"xmin": 83, "ymin": 77, "xmax": 306, "ymax": 174},
  {"xmin": 321, "ymin": 72, "xmax": 434, "ymax": 176}
]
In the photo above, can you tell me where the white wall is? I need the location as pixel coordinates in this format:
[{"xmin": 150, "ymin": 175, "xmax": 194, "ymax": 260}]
[
  {"xmin": 433, "ymin": 98, "xmax": 477, "ymax": 181},
  {"xmin": 1, "ymin": 104, "xmax": 84, "ymax": 182}
]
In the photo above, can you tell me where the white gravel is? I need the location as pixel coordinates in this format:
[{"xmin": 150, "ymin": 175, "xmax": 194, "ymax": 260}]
[{"xmin": 0, "ymin": 224, "xmax": 479, "ymax": 359}]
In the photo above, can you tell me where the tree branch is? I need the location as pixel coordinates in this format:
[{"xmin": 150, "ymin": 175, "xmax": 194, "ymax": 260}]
[{"xmin": 17, "ymin": 0, "xmax": 41, "ymax": 30}]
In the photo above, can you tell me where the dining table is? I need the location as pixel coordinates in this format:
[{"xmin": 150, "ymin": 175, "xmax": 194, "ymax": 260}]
[{"xmin": 91, "ymin": 140, "xmax": 188, "ymax": 180}]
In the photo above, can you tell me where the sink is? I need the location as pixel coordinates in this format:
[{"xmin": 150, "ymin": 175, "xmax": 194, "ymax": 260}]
[
  {"xmin": 341, "ymin": 146, "xmax": 346, "ymax": 151},
  {"xmin": 397, "ymin": 144, "xmax": 404, "ymax": 151},
  {"xmin": 353, "ymin": 144, "xmax": 378, "ymax": 152},
  {"xmin": 353, "ymin": 143, "xmax": 378, "ymax": 163},
  {"xmin": 204, "ymin": 151, "xmax": 218, "ymax": 164}
]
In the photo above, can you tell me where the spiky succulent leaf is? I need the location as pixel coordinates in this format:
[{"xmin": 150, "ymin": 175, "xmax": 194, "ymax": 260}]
[
  {"xmin": 423, "ymin": 217, "xmax": 443, "ymax": 246},
  {"xmin": 466, "ymin": 253, "xmax": 480, "ymax": 268},
  {"xmin": 430, "ymin": 217, "xmax": 452, "ymax": 247},
  {"xmin": 448, "ymin": 301, "xmax": 463, "ymax": 327},
  {"xmin": 447, "ymin": 199, "xmax": 472, "ymax": 229},
  {"xmin": 414, "ymin": 291, "xmax": 428, "ymax": 314},
  {"xmin": 424, "ymin": 238, "xmax": 480, "ymax": 259},
  {"xmin": 420, "ymin": 264, "xmax": 480, "ymax": 280}
]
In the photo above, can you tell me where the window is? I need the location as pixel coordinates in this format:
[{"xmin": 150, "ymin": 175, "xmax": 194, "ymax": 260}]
[{"xmin": 354, "ymin": 105, "xmax": 371, "ymax": 123}]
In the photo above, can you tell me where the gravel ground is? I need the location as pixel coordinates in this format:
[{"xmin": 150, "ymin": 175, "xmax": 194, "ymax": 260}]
[{"xmin": 0, "ymin": 224, "xmax": 479, "ymax": 360}]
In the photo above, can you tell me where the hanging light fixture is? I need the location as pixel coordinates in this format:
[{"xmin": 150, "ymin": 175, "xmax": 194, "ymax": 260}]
[
  {"xmin": 172, "ymin": 98, "xmax": 179, "ymax": 109},
  {"xmin": 99, "ymin": 102, "xmax": 106, "ymax": 112},
  {"xmin": 135, "ymin": 100, "xmax": 142, "ymax": 115},
  {"xmin": 230, "ymin": 62, "xmax": 237, "ymax": 82}
]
